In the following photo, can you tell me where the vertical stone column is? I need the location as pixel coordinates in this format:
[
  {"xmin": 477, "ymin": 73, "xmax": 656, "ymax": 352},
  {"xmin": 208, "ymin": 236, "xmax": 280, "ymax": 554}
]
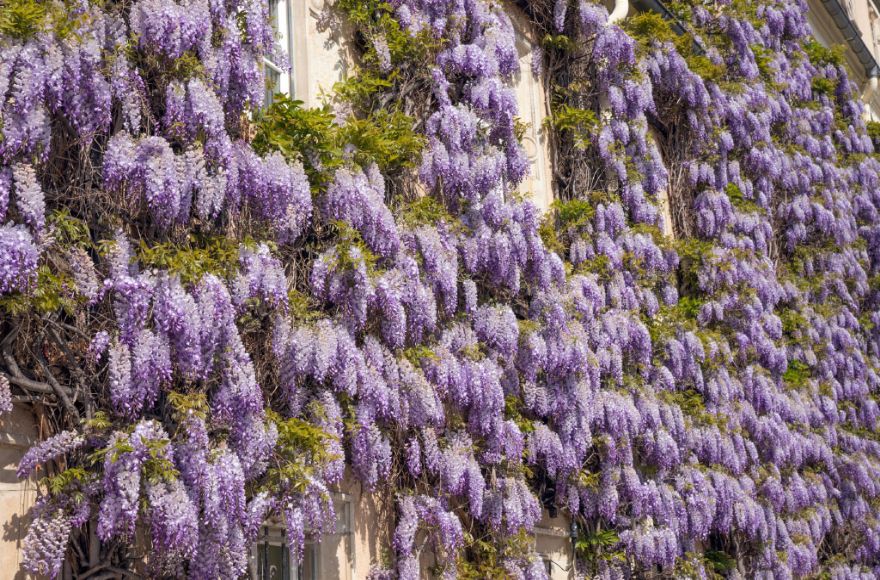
[
  {"xmin": 508, "ymin": 4, "xmax": 555, "ymax": 213},
  {"xmin": 646, "ymin": 127, "xmax": 676, "ymax": 239},
  {"xmin": 289, "ymin": 0, "xmax": 355, "ymax": 108},
  {"xmin": 533, "ymin": 511, "xmax": 574, "ymax": 580}
]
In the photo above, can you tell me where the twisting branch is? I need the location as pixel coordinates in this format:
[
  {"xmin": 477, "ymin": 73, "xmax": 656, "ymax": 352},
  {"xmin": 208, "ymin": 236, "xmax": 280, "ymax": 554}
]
[
  {"xmin": 91, "ymin": 567, "xmax": 141, "ymax": 580},
  {"xmin": 78, "ymin": 562, "xmax": 112, "ymax": 580},
  {"xmin": 45, "ymin": 324, "xmax": 93, "ymax": 418},
  {"xmin": 1, "ymin": 326, "xmax": 23, "ymax": 378},
  {"xmin": 1, "ymin": 372, "xmax": 60, "ymax": 395},
  {"xmin": 33, "ymin": 347, "xmax": 80, "ymax": 421},
  {"xmin": 2, "ymin": 325, "xmax": 77, "ymax": 401}
]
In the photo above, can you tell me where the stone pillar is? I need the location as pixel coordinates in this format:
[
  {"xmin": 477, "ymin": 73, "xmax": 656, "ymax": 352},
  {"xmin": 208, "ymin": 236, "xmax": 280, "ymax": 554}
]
[
  {"xmin": 290, "ymin": 0, "xmax": 355, "ymax": 108},
  {"xmin": 508, "ymin": 3, "xmax": 555, "ymax": 213},
  {"xmin": 534, "ymin": 511, "xmax": 574, "ymax": 580},
  {"xmin": 646, "ymin": 127, "xmax": 675, "ymax": 238}
]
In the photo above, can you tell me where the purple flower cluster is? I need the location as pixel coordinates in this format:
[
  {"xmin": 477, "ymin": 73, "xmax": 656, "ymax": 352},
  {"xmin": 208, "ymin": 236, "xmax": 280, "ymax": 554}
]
[
  {"xmin": 21, "ymin": 503, "xmax": 73, "ymax": 578},
  {"xmin": 0, "ymin": 374, "xmax": 11, "ymax": 415},
  {"xmin": 68, "ymin": 247, "xmax": 100, "ymax": 303},
  {"xmin": 405, "ymin": 1, "xmax": 528, "ymax": 204},
  {"xmin": 18, "ymin": 431, "xmax": 85, "ymax": 480},
  {"xmin": 393, "ymin": 494, "xmax": 463, "ymax": 579},
  {"xmin": 0, "ymin": 224, "xmax": 38, "ymax": 294},
  {"xmin": 234, "ymin": 243, "xmax": 289, "ymax": 311},
  {"xmin": 102, "ymin": 132, "xmax": 312, "ymax": 240},
  {"xmin": 235, "ymin": 146, "xmax": 313, "ymax": 244},
  {"xmin": 147, "ymin": 479, "xmax": 199, "ymax": 574},
  {"xmin": 11, "ymin": 163, "xmax": 45, "ymax": 238},
  {"xmin": 98, "ymin": 421, "xmax": 169, "ymax": 540},
  {"xmin": 324, "ymin": 165, "xmax": 400, "ymax": 258}
]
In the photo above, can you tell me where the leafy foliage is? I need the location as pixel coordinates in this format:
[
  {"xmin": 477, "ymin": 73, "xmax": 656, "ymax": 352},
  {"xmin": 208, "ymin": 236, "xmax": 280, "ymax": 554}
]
[
  {"xmin": 254, "ymin": 95, "xmax": 424, "ymax": 188},
  {"xmin": 137, "ymin": 237, "xmax": 242, "ymax": 286}
]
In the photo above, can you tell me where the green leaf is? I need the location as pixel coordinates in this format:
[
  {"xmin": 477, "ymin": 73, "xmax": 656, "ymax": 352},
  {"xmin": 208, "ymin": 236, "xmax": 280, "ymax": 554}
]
[
  {"xmin": 782, "ymin": 359, "xmax": 811, "ymax": 389},
  {"xmin": 803, "ymin": 40, "xmax": 844, "ymax": 67},
  {"xmin": 705, "ymin": 549, "xmax": 736, "ymax": 574},
  {"xmin": 0, "ymin": 0, "xmax": 47, "ymax": 39},
  {"xmin": 46, "ymin": 468, "xmax": 90, "ymax": 494},
  {"xmin": 136, "ymin": 235, "xmax": 241, "ymax": 286},
  {"xmin": 547, "ymin": 105, "xmax": 598, "ymax": 150}
]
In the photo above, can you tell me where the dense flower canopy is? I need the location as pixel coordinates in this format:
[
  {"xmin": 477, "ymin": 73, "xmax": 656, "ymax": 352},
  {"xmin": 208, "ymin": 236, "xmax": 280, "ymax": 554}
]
[{"xmin": 3, "ymin": 0, "xmax": 880, "ymax": 578}]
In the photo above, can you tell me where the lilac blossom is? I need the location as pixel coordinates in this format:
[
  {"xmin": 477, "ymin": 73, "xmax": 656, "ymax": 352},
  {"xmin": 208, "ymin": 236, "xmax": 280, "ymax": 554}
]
[
  {"xmin": 0, "ymin": 374, "xmax": 11, "ymax": 415},
  {"xmin": 12, "ymin": 163, "xmax": 45, "ymax": 237},
  {"xmin": 324, "ymin": 165, "xmax": 400, "ymax": 258},
  {"xmin": 21, "ymin": 504, "xmax": 72, "ymax": 579},
  {"xmin": 234, "ymin": 243, "xmax": 289, "ymax": 311}
]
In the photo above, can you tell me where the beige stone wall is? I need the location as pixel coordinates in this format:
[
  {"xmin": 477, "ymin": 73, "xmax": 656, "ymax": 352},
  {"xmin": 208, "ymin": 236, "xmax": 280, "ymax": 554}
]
[
  {"xmin": 534, "ymin": 512, "xmax": 574, "ymax": 580},
  {"xmin": 806, "ymin": 0, "xmax": 880, "ymax": 118},
  {"xmin": 646, "ymin": 128, "xmax": 675, "ymax": 239},
  {"xmin": 259, "ymin": 471, "xmax": 393, "ymax": 580},
  {"xmin": 508, "ymin": 2, "xmax": 556, "ymax": 213},
  {"xmin": 290, "ymin": 0, "xmax": 355, "ymax": 108},
  {"xmin": 806, "ymin": 0, "xmax": 867, "ymax": 79},
  {"xmin": 348, "ymin": 487, "xmax": 395, "ymax": 578},
  {"xmin": 0, "ymin": 406, "xmax": 39, "ymax": 580},
  {"xmin": 841, "ymin": 0, "xmax": 880, "ymax": 65},
  {"xmin": 299, "ymin": 473, "xmax": 576, "ymax": 579}
]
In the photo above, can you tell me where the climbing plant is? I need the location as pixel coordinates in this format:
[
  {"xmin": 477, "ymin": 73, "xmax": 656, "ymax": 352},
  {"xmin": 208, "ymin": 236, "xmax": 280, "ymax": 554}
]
[{"xmin": 1, "ymin": 0, "xmax": 880, "ymax": 578}]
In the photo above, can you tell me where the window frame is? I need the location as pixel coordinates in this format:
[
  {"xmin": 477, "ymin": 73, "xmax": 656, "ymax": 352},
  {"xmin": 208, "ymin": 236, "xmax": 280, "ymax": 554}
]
[
  {"xmin": 250, "ymin": 523, "xmax": 320, "ymax": 580},
  {"xmin": 249, "ymin": 494, "xmax": 354, "ymax": 580},
  {"xmin": 264, "ymin": 0, "xmax": 294, "ymax": 106}
]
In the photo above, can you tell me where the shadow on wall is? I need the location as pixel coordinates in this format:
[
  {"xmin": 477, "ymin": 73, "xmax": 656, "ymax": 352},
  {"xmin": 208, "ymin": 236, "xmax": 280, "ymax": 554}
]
[
  {"xmin": 3, "ymin": 512, "xmax": 31, "ymax": 580},
  {"xmin": 0, "ymin": 407, "xmax": 40, "ymax": 580},
  {"xmin": 351, "ymin": 479, "xmax": 395, "ymax": 578}
]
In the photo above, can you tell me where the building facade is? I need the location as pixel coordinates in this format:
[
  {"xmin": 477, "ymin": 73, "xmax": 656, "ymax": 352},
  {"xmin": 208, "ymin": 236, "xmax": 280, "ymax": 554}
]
[
  {"xmin": 240, "ymin": 3, "xmax": 880, "ymax": 578},
  {"xmin": 806, "ymin": 0, "xmax": 880, "ymax": 118},
  {"xmin": 253, "ymin": 4, "xmax": 570, "ymax": 577},
  {"xmin": 5, "ymin": 1, "xmax": 880, "ymax": 578}
]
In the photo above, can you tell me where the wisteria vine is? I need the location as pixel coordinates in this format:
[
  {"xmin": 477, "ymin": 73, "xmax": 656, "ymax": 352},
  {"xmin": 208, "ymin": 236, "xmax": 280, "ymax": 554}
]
[{"xmin": 2, "ymin": 0, "xmax": 880, "ymax": 578}]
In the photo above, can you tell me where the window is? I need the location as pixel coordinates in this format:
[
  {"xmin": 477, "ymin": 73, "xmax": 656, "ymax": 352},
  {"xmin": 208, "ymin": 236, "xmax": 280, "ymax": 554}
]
[
  {"xmin": 250, "ymin": 495, "xmax": 353, "ymax": 580},
  {"xmin": 264, "ymin": 0, "xmax": 293, "ymax": 107},
  {"xmin": 265, "ymin": 66, "xmax": 282, "ymax": 107},
  {"xmin": 252, "ymin": 524, "xmax": 319, "ymax": 580}
]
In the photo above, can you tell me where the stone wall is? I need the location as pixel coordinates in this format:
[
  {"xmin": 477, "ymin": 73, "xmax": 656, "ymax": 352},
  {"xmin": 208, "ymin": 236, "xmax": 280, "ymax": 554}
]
[
  {"xmin": 0, "ymin": 406, "xmax": 40, "ymax": 580},
  {"xmin": 290, "ymin": 0, "xmax": 355, "ymax": 108},
  {"xmin": 508, "ymin": 2, "xmax": 555, "ymax": 213}
]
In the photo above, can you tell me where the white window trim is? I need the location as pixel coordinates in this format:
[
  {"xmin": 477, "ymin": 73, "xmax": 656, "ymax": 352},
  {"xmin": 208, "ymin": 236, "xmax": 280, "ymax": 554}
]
[{"xmin": 265, "ymin": 0, "xmax": 294, "ymax": 103}]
